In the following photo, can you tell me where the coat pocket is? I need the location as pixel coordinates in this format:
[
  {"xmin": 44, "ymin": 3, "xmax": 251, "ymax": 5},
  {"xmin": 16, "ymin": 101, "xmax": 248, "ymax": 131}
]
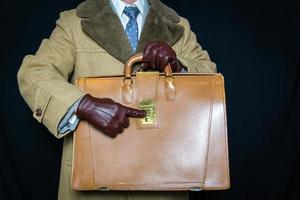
[{"xmin": 74, "ymin": 48, "xmax": 124, "ymax": 77}]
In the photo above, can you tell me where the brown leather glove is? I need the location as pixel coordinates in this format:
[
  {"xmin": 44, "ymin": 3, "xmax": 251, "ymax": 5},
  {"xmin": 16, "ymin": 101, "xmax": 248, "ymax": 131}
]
[
  {"xmin": 76, "ymin": 94, "xmax": 146, "ymax": 138},
  {"xmin": 141, "ymin": 41, "xmax": 182, "ymax": 72}
]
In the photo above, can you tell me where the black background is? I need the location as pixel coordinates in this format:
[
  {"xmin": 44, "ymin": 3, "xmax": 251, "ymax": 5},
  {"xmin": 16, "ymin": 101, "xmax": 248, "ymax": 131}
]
[{"xmin": 1, "ymin": 0, "xmax": 300, "ymax": 199}]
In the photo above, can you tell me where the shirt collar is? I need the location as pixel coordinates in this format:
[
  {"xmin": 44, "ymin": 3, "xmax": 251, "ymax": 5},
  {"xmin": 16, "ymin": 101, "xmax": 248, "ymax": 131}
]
[{"xmin": 110, "ymin": 0, "xmax": 147, "ymax": 17}]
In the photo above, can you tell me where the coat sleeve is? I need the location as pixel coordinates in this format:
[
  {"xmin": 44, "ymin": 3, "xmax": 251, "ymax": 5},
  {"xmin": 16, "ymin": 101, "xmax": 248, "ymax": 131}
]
[
  {"xmin": 176, "ymin": 17, "xmax": 217, "ymax": 73},
  {"xmin": 17, "ymin": 11, "xmax": 86, "ymax": 139}
]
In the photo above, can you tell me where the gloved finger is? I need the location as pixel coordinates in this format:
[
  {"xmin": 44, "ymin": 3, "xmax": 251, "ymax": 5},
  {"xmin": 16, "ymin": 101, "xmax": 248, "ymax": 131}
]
[
  {"xmin": 112, "ymin": 122, "xmax": 123, "ymax": 134},
  {"xmin": 156, "ymin": 48, "xmax": 170, "ymax": 71},
  {"xmin": 142, "ymin": 41, "xmax": 159, "ymax": 63},
  {"xmin": 147, "ymin": 42, "xmax": 162, "ymax": 68},
  {"xmin": 122, "ymin": 117, "xmax": 130, "ymax": 128},
  {"xmin": 142, "ymin": 43, "xmax": 158, "ymax": 71},
  {"xmin": 116, "ymin": 126, "xmax": 124, "ymax": 134},
  {"xmin": 109, "ymin": 133, "xmax": 117, "ymax": 138},
  {"xmin": 124, "ymin": 106, "xmax": 147, "ymax": 118},
  {"xmin": 104, "ymin": 129, "xmax": 117, "ymax": 138},
  {"xmin": 141, "ymin": 62, "xmax": 150, "ymax": 71}
]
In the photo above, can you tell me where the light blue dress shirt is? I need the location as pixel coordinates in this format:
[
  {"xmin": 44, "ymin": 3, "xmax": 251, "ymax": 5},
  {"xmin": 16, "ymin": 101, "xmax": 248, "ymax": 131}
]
[
  {"xmin": 110, "ymin": 0, "xmax": 149, "ymax": 39},
  {"xmin": 58, "ymin": 0, "xmax": 150, "ymax": 134}
]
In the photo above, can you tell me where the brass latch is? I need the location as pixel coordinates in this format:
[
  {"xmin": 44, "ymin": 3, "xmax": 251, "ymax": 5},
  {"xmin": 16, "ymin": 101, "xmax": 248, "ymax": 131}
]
[{"xmin": 139, "ymin": 99, "xmax": 156, "ymax": 125}]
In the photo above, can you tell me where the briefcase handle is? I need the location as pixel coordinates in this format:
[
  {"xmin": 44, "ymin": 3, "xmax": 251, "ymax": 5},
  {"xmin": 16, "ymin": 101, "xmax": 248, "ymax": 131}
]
[
  {"xmin": 123, "ymin": 53, "xmax": 173, "ymax": 78},
  {"xmin": 121, "ymin": 53, "xmax": 176, "ymax": 104}
]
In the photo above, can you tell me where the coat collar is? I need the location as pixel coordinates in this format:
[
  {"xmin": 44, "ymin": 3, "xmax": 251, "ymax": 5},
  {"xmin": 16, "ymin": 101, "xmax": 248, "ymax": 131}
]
[{"xmin": 76, "ymin": 0, "xmax": 184, "ymax": 64}]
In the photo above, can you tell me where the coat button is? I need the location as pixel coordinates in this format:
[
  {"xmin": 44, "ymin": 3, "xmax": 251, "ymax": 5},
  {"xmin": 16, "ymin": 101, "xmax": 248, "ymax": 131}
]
[{"xmin": 36, "ymin": 108, "xmax": 43, "ymax": 117}]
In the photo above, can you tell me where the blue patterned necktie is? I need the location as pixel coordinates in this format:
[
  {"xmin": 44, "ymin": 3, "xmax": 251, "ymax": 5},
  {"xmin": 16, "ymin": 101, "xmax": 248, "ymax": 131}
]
[{"xmin": 123, "ymin": 6, "xmax": 140, "ymax": 53}]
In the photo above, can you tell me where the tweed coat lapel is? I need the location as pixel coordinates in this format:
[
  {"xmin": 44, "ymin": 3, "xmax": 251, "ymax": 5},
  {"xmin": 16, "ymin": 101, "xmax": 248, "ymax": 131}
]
[{"xmin": 76, "ymin": 0, "xmax": 184, "ymax": 64}]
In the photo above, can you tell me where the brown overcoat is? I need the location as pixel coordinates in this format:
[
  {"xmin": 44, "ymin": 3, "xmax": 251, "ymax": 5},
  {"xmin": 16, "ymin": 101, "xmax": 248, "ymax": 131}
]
[{"xmin": 17, "ymin": 0, "xmax": 216, "ymax": 199}]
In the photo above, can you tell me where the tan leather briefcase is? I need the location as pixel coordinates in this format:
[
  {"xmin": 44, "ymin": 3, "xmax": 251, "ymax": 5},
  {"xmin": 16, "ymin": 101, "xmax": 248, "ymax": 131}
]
[{"xmin": 72, "ymin": 53, "xmax": 230, "ymax": 191}]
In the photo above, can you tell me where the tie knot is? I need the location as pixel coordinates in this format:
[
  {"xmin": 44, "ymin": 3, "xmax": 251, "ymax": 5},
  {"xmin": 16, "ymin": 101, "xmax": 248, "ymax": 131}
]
[{"xmin": 123, "ymin": 6, "xmax": 140, "ymax": 19}]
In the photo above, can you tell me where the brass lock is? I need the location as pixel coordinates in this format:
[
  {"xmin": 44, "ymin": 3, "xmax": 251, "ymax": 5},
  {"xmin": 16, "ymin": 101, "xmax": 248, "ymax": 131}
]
[
  {"xmin": 136, "ymin": 71, "xmax": 159, "ymax": 128},
  {"xmin": 139, "ymin": 99, "xmax": 156, "ymax": 125}
]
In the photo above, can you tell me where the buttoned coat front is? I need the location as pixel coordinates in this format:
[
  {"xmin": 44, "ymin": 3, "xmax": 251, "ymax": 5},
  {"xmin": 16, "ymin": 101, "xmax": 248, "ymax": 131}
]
[{"xmin": 17, "ymin": 0, "xmax": 216, "ymax": 199}]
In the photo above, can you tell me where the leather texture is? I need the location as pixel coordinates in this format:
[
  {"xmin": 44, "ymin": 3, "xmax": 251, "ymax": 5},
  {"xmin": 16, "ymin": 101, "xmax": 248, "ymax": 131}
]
[
  {"xmin": 71, "ymin": 54, "xmax": 230, "ymax": 191},
  {"xmin": 142, "ymin": 41, "xmax": 182, "ymax": 72},
  {"xmin": 76, "ymin": 94, "xmax": 146, "ymax": 138}
]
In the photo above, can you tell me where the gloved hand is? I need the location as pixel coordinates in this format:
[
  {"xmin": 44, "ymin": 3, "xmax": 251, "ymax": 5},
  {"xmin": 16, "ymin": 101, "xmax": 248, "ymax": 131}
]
[
  {"xmin": 141, "ymin": 41, "xmax": 182, "ymax": 72},
  {"xmin": 76, "ymin": 94, "xmax": 146, "ymax": 138}
]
